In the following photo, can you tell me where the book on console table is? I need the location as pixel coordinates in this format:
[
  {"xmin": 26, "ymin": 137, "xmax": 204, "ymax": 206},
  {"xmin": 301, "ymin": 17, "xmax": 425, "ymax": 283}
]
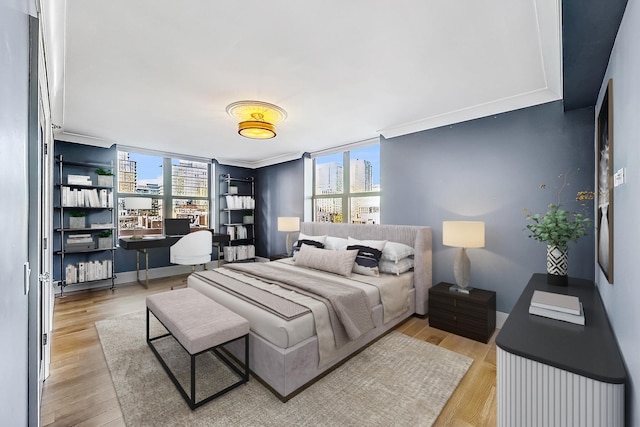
[
  {"xmin": 530, "ymin": 290, "xmax": 581, "ymax": 315},
  {"xmin": 529, "ymin": 302, "xmax": 585, "ymax": 325}
]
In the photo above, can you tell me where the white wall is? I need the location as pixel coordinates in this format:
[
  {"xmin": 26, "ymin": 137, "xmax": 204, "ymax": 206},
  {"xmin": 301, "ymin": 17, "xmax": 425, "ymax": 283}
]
[
  {"xmin": 0, "ymin": 0, "xmax": 31, "ymax": 424},
  {"xmin": 594, "ymin": 0, "xmax": 640, "ymax": 424}
]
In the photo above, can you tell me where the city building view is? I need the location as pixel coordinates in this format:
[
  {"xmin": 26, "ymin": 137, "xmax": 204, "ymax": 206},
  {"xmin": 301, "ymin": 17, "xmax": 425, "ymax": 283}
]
[{"xmin": 117, "ymin": 152, "xmax": 209, "ymax": 235}]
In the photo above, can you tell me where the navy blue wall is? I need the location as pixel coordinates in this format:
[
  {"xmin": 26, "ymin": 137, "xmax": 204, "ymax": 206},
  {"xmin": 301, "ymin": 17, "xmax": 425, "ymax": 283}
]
[
  {"xmin": 255, "ymin": 158, "xmax": 304, "ymax": 257},
  {"xmin": 381, "ymin": 100, "xmax": 595, "ymax": 312}
]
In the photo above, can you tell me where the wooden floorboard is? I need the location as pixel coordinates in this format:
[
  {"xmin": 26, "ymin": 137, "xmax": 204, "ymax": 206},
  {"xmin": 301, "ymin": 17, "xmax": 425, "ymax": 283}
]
[{"xmin": 40, "ymin": 276, "xmax": 497, "ymax": 426}]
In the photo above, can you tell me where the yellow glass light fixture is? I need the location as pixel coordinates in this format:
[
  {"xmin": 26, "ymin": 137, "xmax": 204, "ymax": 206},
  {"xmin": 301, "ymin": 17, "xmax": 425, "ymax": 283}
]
[{"xmin": 226, "ymin": 100, "xmax": 287, "ymax": 139}]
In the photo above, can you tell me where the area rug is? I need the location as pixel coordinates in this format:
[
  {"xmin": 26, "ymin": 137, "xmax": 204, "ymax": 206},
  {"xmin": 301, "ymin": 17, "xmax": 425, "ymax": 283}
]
[{"xmin": 96, "ymin": 312, "xmax": 472, "ymax": 426}]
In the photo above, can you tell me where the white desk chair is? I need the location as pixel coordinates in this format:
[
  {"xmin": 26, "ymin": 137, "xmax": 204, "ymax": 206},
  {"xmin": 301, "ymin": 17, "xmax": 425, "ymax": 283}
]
[{"xmin": 170, "ymin": 230, "xmax": 212, "ymax": 289}]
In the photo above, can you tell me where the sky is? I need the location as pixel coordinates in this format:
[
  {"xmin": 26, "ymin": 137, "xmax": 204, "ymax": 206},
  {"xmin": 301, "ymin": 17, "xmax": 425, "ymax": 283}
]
[
  {"xmin": 315, "ymin": 145, "xmax": 381, "ymax": 186},
  {"xmin": 128, "ymin": 152, "xmax": 163, "ymax": 185}
]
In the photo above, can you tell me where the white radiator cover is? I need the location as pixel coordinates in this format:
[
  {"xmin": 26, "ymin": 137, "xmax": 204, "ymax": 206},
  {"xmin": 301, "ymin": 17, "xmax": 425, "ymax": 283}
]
[{"xmin": 497, "ymin": 347, "xmax": 624, "ymax": 427}]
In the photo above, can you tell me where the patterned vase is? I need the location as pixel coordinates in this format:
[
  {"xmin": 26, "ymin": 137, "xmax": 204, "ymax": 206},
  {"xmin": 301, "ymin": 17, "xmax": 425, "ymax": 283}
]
[{"xmin": 547, "ymin": 245, "xmax": 568, "ymax": 286}]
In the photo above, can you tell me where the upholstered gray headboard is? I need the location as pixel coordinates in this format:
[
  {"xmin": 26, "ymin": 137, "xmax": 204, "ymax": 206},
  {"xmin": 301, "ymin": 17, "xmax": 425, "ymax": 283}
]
[{"xmin": 299, "ymin": 222, "xmax": 433, "ymax": 315}]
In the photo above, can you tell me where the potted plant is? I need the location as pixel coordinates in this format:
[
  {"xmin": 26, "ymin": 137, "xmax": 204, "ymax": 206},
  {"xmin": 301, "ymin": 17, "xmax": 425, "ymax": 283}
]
[
  {"xmin": 97, "ymin": 230, "xmax": 113, "ymax": 249},
  {"xmin": 69, "ymin": 211, "xmax": 87, "ymax": 229},
  {"xmin": 96, "ymin": 168, "xmax": 114, "ymax": 187},
  {"xmin": 524, "ymin": 172, "xmax": 593, "ymax": 286}
]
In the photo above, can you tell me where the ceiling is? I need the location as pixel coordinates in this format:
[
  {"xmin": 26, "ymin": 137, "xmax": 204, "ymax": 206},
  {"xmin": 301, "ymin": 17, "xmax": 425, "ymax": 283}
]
[{"xmin": 40, "ymin": 0, "xmax": 624, "ymax": 168}]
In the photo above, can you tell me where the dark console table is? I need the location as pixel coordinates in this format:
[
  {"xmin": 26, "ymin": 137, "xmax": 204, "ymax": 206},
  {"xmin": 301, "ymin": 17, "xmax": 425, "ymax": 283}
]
[{"xmin": 496, "ymin": 273, "xmax": 626, "ymax": 426}]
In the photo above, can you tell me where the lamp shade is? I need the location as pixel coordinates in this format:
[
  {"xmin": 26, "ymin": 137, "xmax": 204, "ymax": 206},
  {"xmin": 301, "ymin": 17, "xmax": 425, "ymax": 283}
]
[
  {"xmin": 277, "ymin": 217, "xmax": 300, "ymax": 232},
  {"xmin": 442, "ymin": 221, "xmax": 485, "ymax": 248},
  {"xmin": 124, "ymin": 197, "xmax": 152, "ymax": 210}
]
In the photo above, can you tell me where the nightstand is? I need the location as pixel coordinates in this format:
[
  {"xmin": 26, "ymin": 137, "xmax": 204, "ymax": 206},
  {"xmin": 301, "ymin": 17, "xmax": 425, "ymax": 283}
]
[{"xmin": 428, "ymin": 282, "xmax": 496, "ymax": 343}]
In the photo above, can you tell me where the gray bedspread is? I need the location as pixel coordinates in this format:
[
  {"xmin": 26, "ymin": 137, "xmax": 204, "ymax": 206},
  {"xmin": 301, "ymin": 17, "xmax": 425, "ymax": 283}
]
[{"xmin": 225, "ymin": 262, "xmax": 375, "ymax": 343}]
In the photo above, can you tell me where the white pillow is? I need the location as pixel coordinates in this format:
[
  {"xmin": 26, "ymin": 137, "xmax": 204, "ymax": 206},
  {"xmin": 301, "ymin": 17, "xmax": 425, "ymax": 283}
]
[
  {"xmin": 379, "ymin": 258, "xmax": 414, "ymax": 276},
  {"xmin": 325, "ymin": 236, "xmax": 348, "ymax": 251},
  {"xmin": 294, "ymin": 245, "xmax": 358, "ymax": 277},
  {"xmin": 347, "ymin": 237, "xmax": 387, "ymax": 277},
  {"xmin": 381, "ymin": 241, "xmax": 415, "ymax": 263}
]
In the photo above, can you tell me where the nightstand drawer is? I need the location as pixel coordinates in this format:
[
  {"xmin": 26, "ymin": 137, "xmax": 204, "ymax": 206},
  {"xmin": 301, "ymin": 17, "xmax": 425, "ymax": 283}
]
[
  {"xmin": 428, "ymin": 282, "xmax": 496, "ymax": 343},
  {"xmin": 429, "ymin": 295, "xmax": 490, "ymax": 320},
  {"xmin": 429, "ymin": 307, "xmax": 488, "ymax": 332}
]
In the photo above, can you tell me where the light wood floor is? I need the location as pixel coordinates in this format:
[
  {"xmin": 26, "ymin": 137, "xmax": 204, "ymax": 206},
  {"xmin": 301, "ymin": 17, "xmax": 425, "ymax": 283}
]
[{"xmin": 40, "ymin": 276, "xmax": 497, "ymax": 426}]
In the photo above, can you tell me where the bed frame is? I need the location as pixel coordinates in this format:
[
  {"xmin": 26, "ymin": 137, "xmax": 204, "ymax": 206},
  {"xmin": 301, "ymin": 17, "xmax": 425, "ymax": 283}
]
[{"xmin": 189, "ymin": 222, "xmax": 432, "ymax": 400}]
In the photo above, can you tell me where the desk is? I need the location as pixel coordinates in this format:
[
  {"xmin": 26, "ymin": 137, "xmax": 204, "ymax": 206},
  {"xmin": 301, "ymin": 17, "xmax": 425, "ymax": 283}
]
[
  {"xmin": 496, "ymin": 274, "xmax": 626, "ymax": 426},
  {"xmin": 119, "ymin": 233, "xmax": 230, "ymax": 288}
]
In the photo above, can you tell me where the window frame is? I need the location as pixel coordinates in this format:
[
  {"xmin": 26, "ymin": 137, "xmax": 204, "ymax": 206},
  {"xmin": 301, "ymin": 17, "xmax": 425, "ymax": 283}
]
[
  {"xmin": 116, "ymin": 148, "xmax": 214, "ymax": 236},
  {"xmin": 311, "ymin": 144, "xmax": 380, "ymax": 224}
]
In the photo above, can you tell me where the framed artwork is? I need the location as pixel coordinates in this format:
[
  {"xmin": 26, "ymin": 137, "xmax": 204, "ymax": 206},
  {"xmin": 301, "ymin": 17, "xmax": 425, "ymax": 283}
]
[{"xmin": 597, "ymin": 79, "xmax": 614, "ymax": 284}]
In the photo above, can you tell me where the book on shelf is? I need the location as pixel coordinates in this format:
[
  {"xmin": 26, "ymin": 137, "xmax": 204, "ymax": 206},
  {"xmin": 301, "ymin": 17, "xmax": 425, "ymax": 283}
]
[
  {"xmin": 66, "ymin": 236, "xmax": 93, "ymax": 244},
  {"xmin": 529, "ymin": 302, "xmax": 585, "ymax": 325},
  {"xmin": 68, "ymin": 175, "xmax": 91, "ymax": 185},
  {"xmin": 91, "ymin": 222, "xmax": 113, "ymax": 228},
  {"xmin": 61, "ymin": 187, "xmax": 111, "ymax": 208},
  {"xmin": 530, "ymin": 290, "xmax": 581, "ymax": 315}
]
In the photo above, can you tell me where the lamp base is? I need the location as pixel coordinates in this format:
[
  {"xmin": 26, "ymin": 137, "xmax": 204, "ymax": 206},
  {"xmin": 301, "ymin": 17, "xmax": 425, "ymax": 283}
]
[
  {"xmin": 453, "ymin": 247, "xmax": 471, "ymax": 289},
  {"xmin": 449, "ymin": 285, "xmax": 472, "ymax": 294},
  {"xmin": 285, "ymin": 233, "xmax": 293, "ymax": 257}
]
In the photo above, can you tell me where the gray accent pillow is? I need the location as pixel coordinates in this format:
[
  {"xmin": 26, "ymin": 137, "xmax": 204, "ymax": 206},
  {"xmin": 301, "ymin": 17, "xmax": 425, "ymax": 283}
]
[
  {"xmin": 292, "ymin": 233, "xmax": 327, "ymax": 260},
  {"xmin": 294, "ymin": 244, "xmax": 359, "ymax": 277}
]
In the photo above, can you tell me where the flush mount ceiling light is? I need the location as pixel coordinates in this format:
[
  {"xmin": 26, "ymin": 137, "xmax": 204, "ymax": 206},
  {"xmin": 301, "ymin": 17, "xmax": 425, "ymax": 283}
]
[{"xmin": 226, "ymin": 100, "xmax": 287, "ymax": 139}]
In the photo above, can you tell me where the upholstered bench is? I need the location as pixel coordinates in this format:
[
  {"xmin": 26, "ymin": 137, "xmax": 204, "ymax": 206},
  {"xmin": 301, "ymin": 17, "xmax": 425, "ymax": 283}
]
[{"xmin": 146, "ymin": 287, "xmax": 250, "ymax": 409}]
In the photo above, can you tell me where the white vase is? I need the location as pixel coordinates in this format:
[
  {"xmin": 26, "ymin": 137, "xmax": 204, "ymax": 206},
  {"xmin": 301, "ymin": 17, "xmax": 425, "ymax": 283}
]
[
  {"xmin": 97, "ymin": 175, "xmax": 113, "ymax": 187},
  {"xmin": 546, "ymin": 244, "xmax": 568, "ymax": 286},
  {"xmin": 97, "ymin": 237, "xmax": 112, "ymax": 249},
  {"xmin": 69, "ymin": 216, "xmax": 86, "ymax": 229}
]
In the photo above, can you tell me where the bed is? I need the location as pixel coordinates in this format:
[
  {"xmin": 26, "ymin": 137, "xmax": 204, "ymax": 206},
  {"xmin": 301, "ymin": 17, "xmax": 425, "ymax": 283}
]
[{"xmin": 187, "ymin": 222, "xmax": 432, "ymax": 400}]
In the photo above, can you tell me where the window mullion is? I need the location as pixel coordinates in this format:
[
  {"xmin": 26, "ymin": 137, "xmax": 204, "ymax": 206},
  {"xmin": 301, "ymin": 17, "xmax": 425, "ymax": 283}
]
[
  {"xmin": 163, "ymin": 157, "xmax": 172, "ymax": 219},
  {"xmin": 342, "ymin": 150, "xmax": 350, "ymax": 223}
]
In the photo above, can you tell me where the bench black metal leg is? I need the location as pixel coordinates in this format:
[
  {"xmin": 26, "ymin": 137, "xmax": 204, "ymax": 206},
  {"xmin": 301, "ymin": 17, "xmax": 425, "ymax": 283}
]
[
  {"xmin": 146, "ymin": 308, "xmax": 250, "ymax": 410},
  {"xmin": 191, "ymin": 353, "xmax": 196, "ymax": 408}
]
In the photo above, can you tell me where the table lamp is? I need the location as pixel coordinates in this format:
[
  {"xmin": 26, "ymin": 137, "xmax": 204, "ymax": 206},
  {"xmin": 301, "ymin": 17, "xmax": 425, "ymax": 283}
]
[
  {"xmin": 277, "ymin": 217, "xmax": 300, "ymax": 256},
  {"xmin": 442, "ymin": 221, "xmax": 485, "ymax": 293},
  {"xmin": 124, "ymin": 198, "xmax": 153, "ymax": 239},
  {"xmin": 123, "ymin": 197, "xmax": 152, "ymax": 211}
]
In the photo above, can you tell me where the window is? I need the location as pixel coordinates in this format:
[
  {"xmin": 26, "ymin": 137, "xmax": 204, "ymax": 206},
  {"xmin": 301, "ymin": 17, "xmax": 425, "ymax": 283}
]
[
  {"xmin": 117, "ymin": 150, "xmax": 211, "ymax": 236},
  {"xmin": 312, "ymin": 144, "xmax": 380, "ymax": 224},
  {"xmin": 171, "ymin": 159, "xmax": 209, "ymax": 228}
]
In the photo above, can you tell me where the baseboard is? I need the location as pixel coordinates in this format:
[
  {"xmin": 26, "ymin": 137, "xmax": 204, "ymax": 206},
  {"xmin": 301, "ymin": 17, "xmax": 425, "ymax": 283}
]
[
  {"xmin": 496, "ymin": 311, "xmax": 508, "ymax": 329},
  {"xmin": 53, "ymin": 263, "xmax": 217, "ymax": 295}
]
